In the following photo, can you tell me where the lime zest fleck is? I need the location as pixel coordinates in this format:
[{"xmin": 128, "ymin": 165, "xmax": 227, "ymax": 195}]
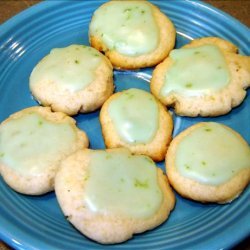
[
  {"xmin": 84, "ymin": 175, "xmax": 89, "ymax": 181},
  {"xmin": 185, "ymin": 83, "xmax": 193, "ymax": 88},
  {"xmin": 127, "ymin": 94, "xmax": 134, "ymax": 99},
  {"xmin": 205, "ymin": 128, "xmax": 212, "ymax": 132},
  {"xmin": 201, "ymin": 161, "xmax": 206, "ymax": 166},
  {"xmin": 134, "ymin": 178, "xmax": 149, "ymax": 188},
  {"xmin": 105, "ymin": 154, "xmax": 112, "ymax": 159},
  {"xmin": 124, "ymin": 8, "xmax": 132, "ymax": 12},
  {"xmin": 124, "ymin": 8, "xmax": 132, "ymax": 20}
]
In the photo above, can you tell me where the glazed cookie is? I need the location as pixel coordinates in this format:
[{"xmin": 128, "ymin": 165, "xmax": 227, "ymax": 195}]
[
  {"xmin": 151, "ymin": 37, "xmax": 250, "ymax": 116},
  {"xmin": 166, "ymin": 122, "xmax": 250, "ymax": 203},
  {"xmin": 30, "ymin": 44, "xmax": 114, "ymax": 115},
  {"xmin": 0, "ymin": 106, "xmax": 89, "ymax": 195},
  {"xmin": 100, "ymin": 88, "xmax": 173, "ymax": 161},
  {"xmin": 89, "ymin": 0, "xmax": 175, "ymax": 69},
  {"xmin": 55, "ymin": 148, "xmax": 175, "ymax": 244}
]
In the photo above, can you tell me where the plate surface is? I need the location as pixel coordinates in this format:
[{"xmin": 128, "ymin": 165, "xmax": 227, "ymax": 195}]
[{"xmin": 0, "ymin": 1, "xmax": 249, "ymax": 250}]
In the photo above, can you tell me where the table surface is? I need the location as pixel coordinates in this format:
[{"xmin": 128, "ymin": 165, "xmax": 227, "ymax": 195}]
[{"xmin": 0, "ymin": 0, "xmax": 249, "ymax": 250}]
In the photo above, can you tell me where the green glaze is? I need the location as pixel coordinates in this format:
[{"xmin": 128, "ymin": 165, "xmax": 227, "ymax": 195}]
[
  {"xmin": 0, "ymin": 112, "xmax": 77, "ymax": 175},
  {"xmin": 30, "ymin": 45, "xmax": 102, "ymax": 92},
  {"xmin": 84, "ymin": 150, "xmax": 163, "ymax": 218},
  {"xmin": 161, "ymin": 45, "xmax": 230, "ymax": 96},
  {"xmin": 108, "ymin": 88, "xmax": 159, "ymax": 144},
  {"xmin": 89, "ymin": 1, "xmax": 159, "ymax": 56},
  {"xmin": 176, "ymin": 123, "xmax": 250, "ymax": 185}
]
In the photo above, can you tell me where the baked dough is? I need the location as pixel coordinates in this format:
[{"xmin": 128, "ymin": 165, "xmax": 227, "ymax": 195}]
[
  {"xmin": 89, "ymin": 0, "xmax": 175, "ymax": 69},
  {"xmin": 0, "ymin": 106, "xmax": 89, "ymax": 195},
  {"xmin": 55, "ymin": 148, "xmax": 175, "ymax": 244},
  {"xmin": 166, "ymin": 122, "xmax": 250, "ymax": 203},
  {"xmin": 151, "ymin": 37, "xmax": 250, "ymax": 117},
  {"xmin": 100, "ymin": 88, "xmax": 173, "ymax": 161},
  {"xmin": 30, "ymin": 44, "xmax": 114, "ymax": 115}
]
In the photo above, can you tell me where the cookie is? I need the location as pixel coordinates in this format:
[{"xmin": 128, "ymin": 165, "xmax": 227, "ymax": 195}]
[
  {"xmin": 166, "ymin": 122, "xmax": 250, "ymax": 203},
  {"xmin": 89, "ymin": 0, "xmax": 175, "ymax": 69},
  {"xmin": 30, "ymin": 44, "xmax": 114, "ymax": 115},
  {"xmin": 151, "ymin": 37, "xmax": 250, "ymax": 116},
  {"xmin": 100, "ymin": 88, "xmax": 173, "ymax": 161},
  {"xmin": 55, "ymin": 148, "xmax": 175, "ymax": 244},
  {"xmin": 0, "ymin": 106, "xmax": 89, "ymax": 195}
]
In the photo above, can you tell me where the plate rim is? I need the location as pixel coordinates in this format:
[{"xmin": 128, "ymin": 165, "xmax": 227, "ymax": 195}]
[{"xmin": 0, "ymin": 1, "xmax": 249, "ymax": 250}]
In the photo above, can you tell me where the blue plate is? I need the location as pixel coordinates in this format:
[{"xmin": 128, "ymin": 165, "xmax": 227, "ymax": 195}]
[{"xmin": 0, "ymin": 1, "xmax": 249, "ymax": 249}]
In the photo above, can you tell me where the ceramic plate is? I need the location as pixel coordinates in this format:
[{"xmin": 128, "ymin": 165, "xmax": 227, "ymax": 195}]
[{"xmin": 0, "ymin": 1, "xmax": 249, "ymax": 249}]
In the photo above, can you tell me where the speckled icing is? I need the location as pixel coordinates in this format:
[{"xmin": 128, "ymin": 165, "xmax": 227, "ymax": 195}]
[
  {"xmin": 90, "ymin": 1, "xmax": 159, "ymax": 56},
  {"xmin": 84, "ymin": 150, "xmax": 163, "ymax": 218},
  {"xmin": 30, "ymin": 45, "xmax": 102, "ymax": 92},
  {"xmin": 0, "ymin": 112, "xmax": 77, "ymax": 175},
  {"xmin": 108, "ymin": 89, "xmax": 159, "ymax": 144},
  {"xmin": 175, "ymin": 123, "xmax": 250, "ymax": 185},
  {"xmin": 161, "ymin": 45, "xmax": 230, "ymax": 96}
]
